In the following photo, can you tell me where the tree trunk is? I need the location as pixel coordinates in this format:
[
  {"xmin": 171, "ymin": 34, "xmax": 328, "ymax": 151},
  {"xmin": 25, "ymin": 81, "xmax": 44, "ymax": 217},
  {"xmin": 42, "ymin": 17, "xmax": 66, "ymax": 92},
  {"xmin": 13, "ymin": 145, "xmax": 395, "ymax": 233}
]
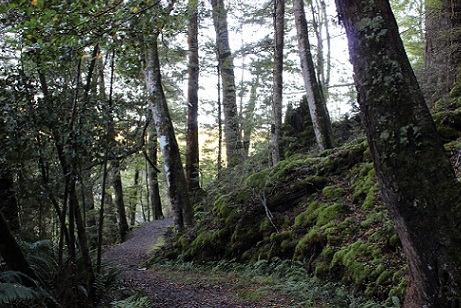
[
  {"xmin": 242, "ymin": 75, "xmax": 259, "ymax": 158},
  {"xmin": 335, "ymin": 0, "xmax": 461, "ymax": 306},
  {"xmin": 424, "ymin": 0, "xmax": 461, "ymax": 105},
  {"xmin": 210, "ymin": 0, "xmax": 242, "ymax": 168},
  {"xmin": 147, "ymin": 123, "xmax": 163, "ymax": 220},
  {"xmin": 144, "ymin": 31, "xmax": 194, "ymax": 229},
  {"xmin": 0, "ymin": 173, "xmax": 38, "ymax": 287},
  {"xmin": 271, "ymin": 0, "xmax": 284, "ymax": 165},
  {"xmin": 111, "ymin": 159, "xmax": 129, "ymax": 242},
  {"xmin": 0, "ymin": 171, "xmax": 20, "ymax": 232},
  {"xmin": 186, "ymin": 0, "xmax": 201, "ymax": 193},
  {"xmin": 293, "ymin": 0, "xmax": 334, "ymax": 151},
  {"xmin": 129, "ymin": 168, "xmax": 139, "ymax": 226}
]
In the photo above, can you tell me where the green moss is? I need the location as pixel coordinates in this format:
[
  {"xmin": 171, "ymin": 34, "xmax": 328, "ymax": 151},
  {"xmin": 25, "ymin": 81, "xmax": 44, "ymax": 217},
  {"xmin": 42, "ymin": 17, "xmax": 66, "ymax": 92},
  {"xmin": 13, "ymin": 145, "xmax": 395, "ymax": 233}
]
[
  {"xmin": 389, "ymin": 234, "xmax": 401, "ymax": 248},
  {"xmin": 183, "ymin": 229, "xmax": 222, "ymax": 260},
  {"xmin": 360, "ymin": 211, "xmax": 385, "ymax": 228},
  {"xmin": 437, "ymin": 125, "xmax": 459, "ymax": 140},
  {"xmin": 294, "ymin": 228, "xmax": 327, "ymax": 260},
  {"xmin": 351, "ymin": 163, "xmax": 379, "ymax": 207},
  {"xmin": 450, "ymin": 84, "xmax": 461, "ymax": 98},
  {"xmin": 376, "ymin": 270, "xmax": 393, "ymax": 285},
  {"xmin": 388, "ymin": 279, "xmax": 408, "ymax": 300},
  {"xmin": 294, "ymin": 201, "xmax": 323, "ymax": 228},
  {"xmin": 268, "ymin": 230, "xmax": 296, "ymax": 258},
  {"xmin": 322, "ymin": 185, "xmax": 345, "ymax": 200},
  {"xmin": 318, "ymin": 139, "xmax": 368, "ymax": 175},
  {"xmin": 316, "ymin": 203, "xmax": 343, "ymax": 226},
  {"xmin": 244, "ymin": 168, "xmax": 271, "ymax": 189},
  {"xmin": 362, "ymin": 183, "xmax": 381, "ymax": 210},
  {"xmin": 331, "ymin": 240, "xmax": 383, "ymax": 284},
  {"xmin": 259, "ymin": 217, "xmax": 272, "ymax": 233},
  {"xmin": 294, "ymin": 201, "xmax": 343, "ymax": 229}
]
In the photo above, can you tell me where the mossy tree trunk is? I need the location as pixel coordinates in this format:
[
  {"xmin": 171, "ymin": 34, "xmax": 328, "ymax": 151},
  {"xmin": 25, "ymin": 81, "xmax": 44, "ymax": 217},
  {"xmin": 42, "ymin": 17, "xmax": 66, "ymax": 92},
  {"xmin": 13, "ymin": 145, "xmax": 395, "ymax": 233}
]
[
  {"xmin": 336, "ymin": 0, "xmax": 461, "ymax": 306},
  {"xmin": 271, "ymin": 0, "xmax": 284, "ymax": 165},
  {"xmin": 144, "ymin": 31, "xmax": 194, "ymax": 229},
  {"xmin": 210, "ymin": 0, "xmax": 242, "ymax": 168},
  {"xmin": 293, "ymin": 0, "xmax": 334, "ymax": 151}
]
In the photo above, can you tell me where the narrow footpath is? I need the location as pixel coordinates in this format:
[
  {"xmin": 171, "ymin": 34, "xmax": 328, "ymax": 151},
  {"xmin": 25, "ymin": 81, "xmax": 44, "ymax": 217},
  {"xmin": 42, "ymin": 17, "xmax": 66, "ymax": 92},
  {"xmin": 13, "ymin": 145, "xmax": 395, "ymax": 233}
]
[{"xmin": 103, "ymin": 218, "xmax": 300, "ymax": 308}]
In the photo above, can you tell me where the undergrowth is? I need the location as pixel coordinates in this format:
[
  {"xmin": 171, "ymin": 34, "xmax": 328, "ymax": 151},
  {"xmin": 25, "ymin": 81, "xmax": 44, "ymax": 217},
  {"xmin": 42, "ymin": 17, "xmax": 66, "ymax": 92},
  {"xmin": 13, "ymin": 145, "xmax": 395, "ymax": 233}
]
[{"xmin": 154, "ymin": 258, "xmax": 401, "ymax": 308}]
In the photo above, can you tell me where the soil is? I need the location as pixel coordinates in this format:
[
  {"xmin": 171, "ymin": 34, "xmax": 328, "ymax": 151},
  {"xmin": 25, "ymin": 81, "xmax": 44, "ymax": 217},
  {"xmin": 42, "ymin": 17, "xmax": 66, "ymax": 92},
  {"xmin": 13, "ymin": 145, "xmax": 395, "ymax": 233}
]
[{"xmin": 103, "ymin": 218, "xmax": 301, "ymax": 308}]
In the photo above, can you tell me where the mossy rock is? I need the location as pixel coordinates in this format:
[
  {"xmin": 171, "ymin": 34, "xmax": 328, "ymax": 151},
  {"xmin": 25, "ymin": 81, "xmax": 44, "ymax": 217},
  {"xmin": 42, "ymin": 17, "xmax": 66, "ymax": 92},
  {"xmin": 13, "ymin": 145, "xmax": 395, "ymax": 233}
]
[
  {"xmin": 318, "ymin": 139, "xmax": 368, "ymax": 175},
  {"xmin": 331, "ymin": 240, "xmax": 384, "ymax": 285},
  {"xmin": 245, "ymin": 156, "xmax": 322, "ymax": 190},
  {"xmin": 294, "ymin": 201, "xmax": 324, "ymax": 228},
  {"xmin": 294, "ymin": 201, "xmax": 344, "ymax": 229},
  {"xmin": 294, "ymin": 227, "xmax": 327, "ymax": 260},
  {"xmin": 183, "ymin": 229, "xmax": 226, "ymax": 261},
  {"xmin": 362, "ymin": 182, "xmax": 381, "ymax": 210},
  {"xmin": 322, "ymin": 185, "xmax": 345, "ymax": 200},
  {"xmin": 437, "ymin": 125, "xmax": 459, "ymax": 141},
  {"xmin": 351, "ymin": 163, "xmax": 379, "ymax": 206},
  {"xmin": 291, "ymin": 175, "xmax": 328, "ymax": 194},
  {"xmin": 316, "ymin": 203, "xmax": 344, "ymax": 226},
  {"xmin": 268, "ymin": 230, "xmax": 296, "ymax": 259}
]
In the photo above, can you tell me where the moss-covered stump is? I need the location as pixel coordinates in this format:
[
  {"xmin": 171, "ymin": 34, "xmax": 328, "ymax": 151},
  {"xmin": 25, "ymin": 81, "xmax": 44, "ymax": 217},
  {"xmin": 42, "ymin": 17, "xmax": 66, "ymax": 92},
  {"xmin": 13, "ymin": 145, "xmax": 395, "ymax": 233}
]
[{"xmin": 157, "ymin": 138, "xmax": 407, "ymax": 302}]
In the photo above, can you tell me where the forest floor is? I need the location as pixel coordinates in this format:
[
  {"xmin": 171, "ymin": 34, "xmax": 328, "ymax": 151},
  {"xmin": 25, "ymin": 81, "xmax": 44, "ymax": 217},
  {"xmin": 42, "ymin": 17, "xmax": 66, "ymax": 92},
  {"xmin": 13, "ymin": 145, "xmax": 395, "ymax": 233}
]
[{"xmin": 102, "ymin": 217, "xmax": 304, "ymax": 307}]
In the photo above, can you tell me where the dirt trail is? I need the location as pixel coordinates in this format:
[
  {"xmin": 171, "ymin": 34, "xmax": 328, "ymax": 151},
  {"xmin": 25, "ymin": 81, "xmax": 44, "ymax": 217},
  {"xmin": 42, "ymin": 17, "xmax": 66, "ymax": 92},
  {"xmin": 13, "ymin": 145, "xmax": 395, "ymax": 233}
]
[{"xmin": 103, "ymin": 218, "xmax": 298, "ymax": 307}]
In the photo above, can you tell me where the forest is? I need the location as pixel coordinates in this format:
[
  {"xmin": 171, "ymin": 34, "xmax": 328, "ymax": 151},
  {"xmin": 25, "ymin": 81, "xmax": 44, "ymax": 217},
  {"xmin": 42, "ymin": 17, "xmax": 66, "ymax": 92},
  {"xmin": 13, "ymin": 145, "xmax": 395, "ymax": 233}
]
[{"xmin": 1, "ymin": 0, "xmax": 461, "ymax": 307}]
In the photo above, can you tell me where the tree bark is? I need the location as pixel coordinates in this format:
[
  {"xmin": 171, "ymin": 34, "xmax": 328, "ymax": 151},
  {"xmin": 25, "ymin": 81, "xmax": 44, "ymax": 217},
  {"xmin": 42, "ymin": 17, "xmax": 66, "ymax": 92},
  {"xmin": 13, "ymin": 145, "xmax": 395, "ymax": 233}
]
[
  {"xmin": 0, "ymin": 177, "xmax": 38, "ymax": 287},
  {"xmin": 186, "ymin": 0, "xmax": 201, "ymax": 192},
  {"xmin": 424, "ymin": 0, "xmax": 461, "ymax": 105},
  {"xmin": 210, "ymin": 0, "xmax": 242, "ymax": 168},
  {"xmin": 293, "ymin": 0, "xmax": 334, "ymax": 151},
  {"xmin": 271, "ymin": 0, "xmax": 284, "ymax": 165},
  {"xmin": 242, "ymin": 75, "xmax": 259, "ymax": 158},
  {"xmin": 110, "ymin": 159, "xmax": 129, "ymax": 242},
  {"xmin": 147, "ymin": 123, "xmax": 163, "ymax": 220},
  {"xmin": 129, "ymin": 168, "xmax": 139, "ymax": 226},
  {"xmin": 0, "ymin": 171, "xmax": 20, "ymax": 232},
  {"xmin": 335, "ymin": 0, "xmax": 461, "ymax": 306},
  {"xmin": 144, "ymin": 31, "xmax": 194, "ymax": 229}
]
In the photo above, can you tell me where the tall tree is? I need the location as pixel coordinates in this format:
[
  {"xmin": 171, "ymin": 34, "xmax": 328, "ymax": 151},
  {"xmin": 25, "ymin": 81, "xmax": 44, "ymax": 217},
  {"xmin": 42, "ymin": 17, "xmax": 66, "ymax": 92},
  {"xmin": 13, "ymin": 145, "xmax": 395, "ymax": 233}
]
[
  {"xmin": 100, "ymin": 53, "xmax": 129, "ymax": 242},
  {"xmin": 271, "ymin": 0, "xmax": 284, "ymax": 165},
  {"xmin": 335, "ymin": 0, "xmax": 461, "ymax": 306},
  {"xmin": 210, "ymin": 0, "xmax": 242, "ymax": 168},
  {"xmin": 144, "ymin": 28, "xmax": 194, "ymax": 228},
  {"xmin": 242, "ymin": 75, "xmax": 259, "ymax": 158},
  {"xmin": 185, "ymin": 0, "xmax": 201, "ymax": 192},
  {"xmin": 425, "ymin": 0, "xmax": 461, "ymax": 105},
  {"xmin": 293, "ymin": 0, "xmax": 334, "ymax": 150},
  {"xmin": 146, "ymin": 123, "xmax": 163, "ymax": 220}
]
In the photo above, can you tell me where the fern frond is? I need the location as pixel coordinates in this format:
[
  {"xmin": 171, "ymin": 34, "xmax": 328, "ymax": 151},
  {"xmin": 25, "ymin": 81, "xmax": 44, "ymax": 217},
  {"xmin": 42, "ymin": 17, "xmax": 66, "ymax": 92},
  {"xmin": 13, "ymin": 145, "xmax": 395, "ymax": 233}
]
[
  {"xmin": 0, "ymin": 270, "xmax": 26, "ymax": 283},
  {"xmin": 0, "ymin": 282, "xmax": 38, "ymax": 305},
  {"xmin": 111, "ymin": 292, "xmax": 152, "ymax": 308}
]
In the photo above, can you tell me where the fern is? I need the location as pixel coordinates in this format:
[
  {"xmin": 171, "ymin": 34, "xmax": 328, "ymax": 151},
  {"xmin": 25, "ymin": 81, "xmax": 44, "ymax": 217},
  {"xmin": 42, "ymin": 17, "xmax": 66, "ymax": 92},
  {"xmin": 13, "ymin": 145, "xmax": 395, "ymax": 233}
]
[
  {"xmin": 0, "ymin": 282, "xmax": 39, "ymax": 305},
  {"xmin": 111, "ymin": 292, "xmax": 152, "ymax": 308}
]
